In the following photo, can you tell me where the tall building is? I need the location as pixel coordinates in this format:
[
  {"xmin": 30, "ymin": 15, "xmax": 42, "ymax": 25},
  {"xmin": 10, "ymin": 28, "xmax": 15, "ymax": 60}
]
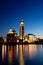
[{"xmin": 19, "ymin": 19, "xmax": 24, "ymax": 40}]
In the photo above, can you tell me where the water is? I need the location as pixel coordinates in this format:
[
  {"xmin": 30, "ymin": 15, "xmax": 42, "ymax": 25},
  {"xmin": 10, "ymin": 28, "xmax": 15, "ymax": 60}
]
[{"xmin": 1, "ymin": 44, "xmax": 43, "ymax": 65}]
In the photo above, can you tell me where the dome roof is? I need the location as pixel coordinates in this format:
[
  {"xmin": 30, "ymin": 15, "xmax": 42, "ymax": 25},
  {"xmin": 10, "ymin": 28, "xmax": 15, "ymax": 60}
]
[
  {"xmin": 27, "ymin": 34, "xmax": 36, "ymax": 36},
  {"xmin": 8, "ymin": 29, "xmax": 16, "ymax": 34},
  {"xmin": 9, "ymin": 29, "xmax": 15, "ymax": 32},
  {"xmin": 24, "ymin": 33, "xmax": 36, "ymax": 38}
]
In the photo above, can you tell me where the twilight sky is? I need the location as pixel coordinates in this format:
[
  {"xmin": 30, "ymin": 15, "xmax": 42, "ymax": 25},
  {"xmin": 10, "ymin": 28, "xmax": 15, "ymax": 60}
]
[{"xmin": 0, "ymin": 0, "xmax": 43, "ymax": 38}]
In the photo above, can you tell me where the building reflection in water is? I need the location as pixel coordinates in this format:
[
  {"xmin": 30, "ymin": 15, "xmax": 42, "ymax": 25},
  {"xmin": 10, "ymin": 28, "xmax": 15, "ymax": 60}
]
[
  {"xmin": 23, "ymin": 45, "xmax": 29, "ymax": 55},
  {"xmin": 2, "ymin": 44, "xmax": 43, "ymax": 65},
  {"xmin": 2, "ymin": 44, "xmax": 37, "ymax": 64},
  {"xmin": 19, "ymin": 45, "xmax": 24, "ymax": 65},
  {"xmin": 22, "ymin": 44, "xmax": 37, "ymax": 59},
  {"xmin": 2, "ymin": 45, "xmax": 5, "ymax": 61},
  {"xmin": 8, "ymin": 45, "xmax": 17, "ymax": 65},
  {"xmin": 8, "ymin": 46, "xmax": 13, "ymax": 64},
  {"xmin": 28, "ymin": 44, "xmax": 37, "ymax": 59},
  {"xmin": 16, "ymin": 45, "xmax": 19, "ymax": 57},
  {"xmin": 2, "ymin": 45, "xmax": 25, "ymax": 65},
  {"xmin": 2, "ymin": 45, "xmax": 7, "ymax": 61},
  {"xmin": 2, "ymin": 45, "xmax": 17, "ymax": 65}
]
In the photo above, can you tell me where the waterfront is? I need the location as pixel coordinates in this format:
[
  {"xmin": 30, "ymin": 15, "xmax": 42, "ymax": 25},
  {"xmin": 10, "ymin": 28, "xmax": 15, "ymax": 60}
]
[{"xmin": 1, "ymin": 44, "xmax": 43, "ymax": 65}]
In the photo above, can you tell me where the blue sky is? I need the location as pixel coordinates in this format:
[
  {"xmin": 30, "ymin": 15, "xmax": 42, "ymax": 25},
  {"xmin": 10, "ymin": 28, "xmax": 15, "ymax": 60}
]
[{"xmin": 0, "ymin": 0, "xmax": 43, "ymax": 38}]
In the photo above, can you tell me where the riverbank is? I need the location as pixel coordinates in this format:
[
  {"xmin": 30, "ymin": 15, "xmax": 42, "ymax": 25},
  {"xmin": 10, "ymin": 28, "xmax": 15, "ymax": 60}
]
[{"xmin": 0, "ymin": 41, "xmax": 43, "ymax": 45}]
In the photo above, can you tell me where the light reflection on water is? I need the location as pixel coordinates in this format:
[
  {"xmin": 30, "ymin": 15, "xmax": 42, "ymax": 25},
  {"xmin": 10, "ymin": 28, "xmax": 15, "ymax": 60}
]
[
  {"xmin": 28, "ymin": 44, "xmax": 37, "ymax": 59},
  {"xmin": 8, "ymin": 46, "xmax": 16, "ymax": 64},
  {"xmin": 2, "ymin": 44, "xmax": 43, "ymax": 65}
]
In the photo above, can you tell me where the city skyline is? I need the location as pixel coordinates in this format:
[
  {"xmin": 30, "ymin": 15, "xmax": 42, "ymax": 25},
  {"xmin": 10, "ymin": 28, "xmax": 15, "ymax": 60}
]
[{"xmin": 0, "ymin": 0, "xmax": 43, "ymax": 38}]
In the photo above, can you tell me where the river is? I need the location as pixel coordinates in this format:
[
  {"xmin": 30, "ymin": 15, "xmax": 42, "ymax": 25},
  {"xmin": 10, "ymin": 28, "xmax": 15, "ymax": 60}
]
[{"xmin": 1, "ymin": 44, "xmax": 43, "ymax": 65}]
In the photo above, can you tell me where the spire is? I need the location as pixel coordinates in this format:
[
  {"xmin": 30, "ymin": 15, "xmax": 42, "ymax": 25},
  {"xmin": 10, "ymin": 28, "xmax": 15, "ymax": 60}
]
[
  {"xmin": 20, "ymin": 19, "xmax": 24, "ymax": 26},
  {"xmin": 21, "ymin": 19, "xmax": 24, "ymax": 22}
]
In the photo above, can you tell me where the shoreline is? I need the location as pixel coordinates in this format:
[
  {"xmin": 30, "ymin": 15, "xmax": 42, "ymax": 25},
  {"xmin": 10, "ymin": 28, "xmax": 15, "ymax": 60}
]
[{"xmin": 0, "ymin": 42, "xmax": 43, "ymax": 45}]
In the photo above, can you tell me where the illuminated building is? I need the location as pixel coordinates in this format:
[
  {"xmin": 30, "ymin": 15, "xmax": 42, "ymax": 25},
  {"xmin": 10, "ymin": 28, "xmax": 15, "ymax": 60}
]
[
  {"xmin": 19, "ymin": 19, "xmax": 24, "ymax": 42},
  {"xmin": 7, "ymin": 29, "xmax": 19, "ymax": 42},
  {"xmin": 23, "ymin": 34, "xmax": 37, "ymax": 43},
  {"xmin": 3, "ymin": 37, "xmax": 7, "ymax": 43}
]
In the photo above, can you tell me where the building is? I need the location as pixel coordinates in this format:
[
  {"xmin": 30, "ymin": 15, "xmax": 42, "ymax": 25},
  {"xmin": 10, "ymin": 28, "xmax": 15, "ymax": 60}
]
[
  {"xmin": 19, "ymin": 19, "xmax": 24, "ymax": 43},
  {"xmin": 19, "ymin": 19, "xmax": 24, "ymax": 40},
  {"xmin": 23, "ymin": 34, "xmax": 37, "ymax": 43},
  {"xmin": 3, "ymin": 37, "xmax": 7, "ymax": 43},
  {"xmin": 0, "ymin": 37, "xmax": 4, "ymax": 42},
  {"xmin": 7, "ymin": 29, "xmax": 19, "ymax": 42}
]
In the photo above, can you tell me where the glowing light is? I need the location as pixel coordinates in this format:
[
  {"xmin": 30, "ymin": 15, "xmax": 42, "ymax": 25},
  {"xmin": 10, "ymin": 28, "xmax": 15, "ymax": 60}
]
[
  {"xmin": 28, "ymin": 44, "xmax": 37, "ymax": 59},
  {"xmin": 19, "ymin": 45, "xmax": 24, "ymax": 65},
  {"xmin": 9, "ymin": 29, "xmax": 13, "ymax": 32},
  {"xmin": 21, "ymin": 22, "xmax": 24, "ymax": 25},
  {"xmin": 8, "ymin": 31, "xmax": 14, "ymax": 34}
]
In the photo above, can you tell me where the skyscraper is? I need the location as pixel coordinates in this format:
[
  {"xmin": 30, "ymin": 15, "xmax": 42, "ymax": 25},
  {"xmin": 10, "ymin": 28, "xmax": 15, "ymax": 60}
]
[{"xmin": 19, "ymin": 19, "xmax": 24, "ymax": 40}]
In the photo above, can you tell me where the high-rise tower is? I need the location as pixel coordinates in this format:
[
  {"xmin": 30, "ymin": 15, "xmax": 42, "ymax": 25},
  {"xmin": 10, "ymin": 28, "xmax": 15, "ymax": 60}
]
[{"xmin": 19, "ymin": 19, "xmax": 24, "ymax": 40}]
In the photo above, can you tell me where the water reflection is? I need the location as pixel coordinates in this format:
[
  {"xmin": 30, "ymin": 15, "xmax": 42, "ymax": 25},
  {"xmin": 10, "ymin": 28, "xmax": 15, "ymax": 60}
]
[
  {"xmin": 2, "ymin": 44, "xmax": 43, "ymax": 65},
  {"xmin": 2, "ymin": 45, "xmax": 5, "ymax": 61},
  {"xmin": 16, "ymin": 45, "xmax": 19, "ymax": 56},
  {"xmin": 2, "ymin": 45, "xmax": 7, "ymax": 61},
  {"xmin": 19, "ymin": 45, "xmax": 24, "ymax": 65},
  {"xmin": 28, "ymin": 44, "xmax": 37, "ymax": 59},
  {"xmin": 8, "ymin": 46, "xmax": 16, "ymax": 64}
]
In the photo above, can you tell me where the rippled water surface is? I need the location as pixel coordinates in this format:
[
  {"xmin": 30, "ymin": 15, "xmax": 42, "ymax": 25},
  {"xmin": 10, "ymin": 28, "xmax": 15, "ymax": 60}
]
[{"xmin": 1, "ymin": 44, "xmax": 43, "ymax": 65}]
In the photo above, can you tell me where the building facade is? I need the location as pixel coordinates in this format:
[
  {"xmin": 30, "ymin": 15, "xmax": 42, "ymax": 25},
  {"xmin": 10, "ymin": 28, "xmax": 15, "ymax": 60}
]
[
  {"xmin": 23, "ymin": 34, "xmax": 37, "ymax": 43},
  {"xmin": 7, "ymin": 29, "xmax": 19, "ymax": 42},
  {"xmin": 19, "ymin": 19, "xmax": 24, "ymax": 40}
]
